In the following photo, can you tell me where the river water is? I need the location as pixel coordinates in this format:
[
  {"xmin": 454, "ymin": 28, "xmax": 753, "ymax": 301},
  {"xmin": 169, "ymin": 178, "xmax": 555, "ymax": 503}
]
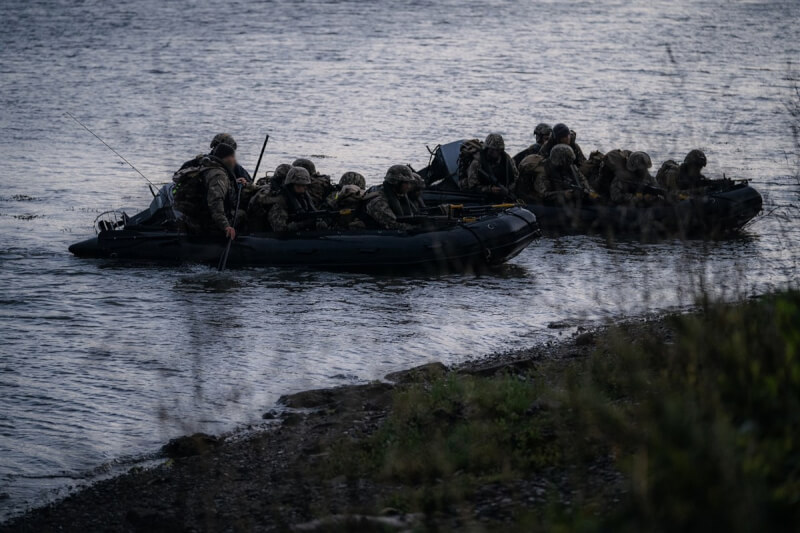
[{"xmin": 1, "ymin": 0, "xmax": 799, "ymax": 521}]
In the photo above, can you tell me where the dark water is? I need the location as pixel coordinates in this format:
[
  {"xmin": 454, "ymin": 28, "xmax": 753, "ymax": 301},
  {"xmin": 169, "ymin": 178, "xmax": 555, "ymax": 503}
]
[{"xmin": 1, "ymin": 0, "xmax": 799, "ymax": 521}]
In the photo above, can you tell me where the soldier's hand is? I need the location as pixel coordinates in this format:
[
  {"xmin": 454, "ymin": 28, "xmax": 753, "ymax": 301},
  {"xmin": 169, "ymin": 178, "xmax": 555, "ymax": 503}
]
[
  {"xmin": 678, "ymin": 193, "xmax": 690, "ymax": 201},
  {"xmin": 236, "ymin": 178, "xmax": 247, "ymax": 186},
  {"xmin": 225, "ymin": 226, "xmax": 236, "ymax": 240},
  {"xmin": 491, "ymin": 186, "xmax": 503, "ymax": 194},
  {"xmin": 588, "ymin": 191, "xmax": 600, "ymax": 200}
]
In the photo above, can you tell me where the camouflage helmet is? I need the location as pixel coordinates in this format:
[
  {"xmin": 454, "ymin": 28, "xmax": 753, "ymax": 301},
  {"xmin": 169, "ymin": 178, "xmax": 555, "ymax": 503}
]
[
  {"xmin": 484, "ymin": 133, "xmax": 505, "ymax": 151},
  {"xmin": 549, "ymin": 144, "xmax": 576, "ymax": 167},
  {"xmin": 273, "ymin": 163, "xmax": 292, "ymax": 181},
  {"xmin": 626, "ymin": 151, "xmax": 653, "ymax": 172},
  {"xmin": 384, "ymin": 164, "xmax": 416, "ymax": 185},
  {"xmin": 210, "ymin": 133, "xmax": 237, "ymax": 151},
  {"xmin": 533, "ymin": 123, "xmax": 552, "ymax": 137},
  {"xmin": 684, "ymin": 149, "xmax": 707, "ymax": 168},
  {"xmin": 284, "ymin": 166, "xmax": 312, "ymax": 186},
  {"xmin": 292, "ymin": 158, "xmax": 317, "ymax": 176},
  {"xmin": 339, "ymin": 171, "xmax": 366, "ymax": 189}
]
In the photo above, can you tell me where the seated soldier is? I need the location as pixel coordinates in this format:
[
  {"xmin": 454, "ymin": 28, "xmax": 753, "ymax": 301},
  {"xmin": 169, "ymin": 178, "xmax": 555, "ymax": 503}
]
[
  {"xmin": 513, "ymin": 123, "xmax": 552, "ymax": 166},
  {"xmin": 657, "ymin": 149, "xmax": 711, "ymax": 192},
  {"xmin": 534, "ymin": 144, "xmax": 596, "ymax": 204},
  {"xmin": 537, "ymin": 123, "xmax": 587, "ymax": 165},
  {"xmin": 255, "ymin": 163, "xmax": 291, "ymax": 188},
  {"xmin": 292, "ymin": 158, "xmax": 333, "ymax": 206},
  {"xmin": 609, "ymin": 151, "xmax": 664, "ymax": 205},
  {"xmin": 365, "ymin": 165, "xmax": 420, "ymax": 230},
  {"xmin": 268, "ymin": 167, "xmax": 327, "ymax": 232},
  {"xmin": 464, "ymin": 133, "xmax": 519, "ymax": 201},
  {"xmin": 173, "ymin": 142, "xmax": 250, "ymax": 239},
  {"xmin": 326, "ymin": 171, "xmax": 367, "ymax": 229}
]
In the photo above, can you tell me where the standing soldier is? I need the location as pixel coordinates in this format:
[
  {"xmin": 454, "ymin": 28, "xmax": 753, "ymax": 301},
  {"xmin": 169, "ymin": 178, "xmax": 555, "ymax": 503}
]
[{"xmin": 173, "ymin": 142, "xmax": 249, "ymax": 239}]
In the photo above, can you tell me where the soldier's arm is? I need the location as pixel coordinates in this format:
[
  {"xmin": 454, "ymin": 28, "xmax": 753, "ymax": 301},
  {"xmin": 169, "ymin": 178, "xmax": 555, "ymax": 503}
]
[
  {"xmin": 609, "ymin": 178, "xmax": 633, "ymax": 204},
  {"xmin": 268, "ymin": 201, "xmax": 289, "ymax": 232},
  {"xmin": 205, "ymin": 171, "xmax": 232, "ymax": 233},
  {"xmin": 466, "ymin": 159, "xmax": 492, "ymax": 195},
  {"xmin": 572, "ymin": 143, "xmax": 588, "ymax": 165},
  {"xmin": 366, "ymin": 197, "xmax": 411, "ymax": 230}
]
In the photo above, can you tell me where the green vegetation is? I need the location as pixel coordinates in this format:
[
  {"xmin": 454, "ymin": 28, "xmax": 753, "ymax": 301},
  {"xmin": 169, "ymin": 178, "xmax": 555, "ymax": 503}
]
[{"xmin": 322, "ymin": 291, "xmax": 800, "ymax": 531}]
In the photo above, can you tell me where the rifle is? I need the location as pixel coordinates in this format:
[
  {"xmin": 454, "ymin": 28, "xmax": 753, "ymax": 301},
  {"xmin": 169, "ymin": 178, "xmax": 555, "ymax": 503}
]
[{"xmin": 477, "ymin": 169, "xmax": 519, "ymax": 203}]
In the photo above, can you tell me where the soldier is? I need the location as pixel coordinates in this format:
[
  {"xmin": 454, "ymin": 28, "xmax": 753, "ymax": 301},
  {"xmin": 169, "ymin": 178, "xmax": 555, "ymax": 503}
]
[
  {"xmin": 464, "ymin": 133, "xmax": 519, "ymax": 201},
  {"xmin": 537, "ymin": 123, "xmax": 587, "ymax": 165},
  {"xmin": 292, "ymin": 158, "xmax": 333, "ymax": 206},
  {"xmin": 534, "ymin": 144, "xmax": 595, "ymax": 203},
  {"xmin": 609, "ymin": 151, "xmax": 664, "ymax": 205},
  {"xmin": 365, "ymin": 165, "xmax": 420, "ymax": 230},
  {"xmin": 173, "ymin": 142, "xmax": 249, "ymax": 239},
  {"xmin": 268, "ymin": 167, "xmax": 327, "ymax": 232},
  {"xmin": 325, "ymin": 172, "xmax": 367, "ymax": 229},
  {"xmin": 513, "ymin": 123, "xmax": 552, "ymax": 166},
  {"xmin": 657, "ymin": 149, "xmax": 710, "ymax": 191}
]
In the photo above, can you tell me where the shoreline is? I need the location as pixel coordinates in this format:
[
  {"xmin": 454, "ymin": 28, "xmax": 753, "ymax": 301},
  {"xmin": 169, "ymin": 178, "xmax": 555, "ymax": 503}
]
[
  {"xmin": 0, "ymin": 315, "xmax": 656, "ymax": 532},
  {"xmin": 3, "ymin": 291, "xmax": 797, "ymax": 531}
]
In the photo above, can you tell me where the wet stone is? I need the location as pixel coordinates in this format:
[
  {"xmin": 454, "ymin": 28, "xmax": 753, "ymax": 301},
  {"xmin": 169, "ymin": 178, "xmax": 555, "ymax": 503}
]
[
  {"xmin": 384, "ymin": 362, "xmax": 448, "ymax": 383},
  {"xmin": 161, "ymin": 433, "xmax": 221, "ymax": 459}
]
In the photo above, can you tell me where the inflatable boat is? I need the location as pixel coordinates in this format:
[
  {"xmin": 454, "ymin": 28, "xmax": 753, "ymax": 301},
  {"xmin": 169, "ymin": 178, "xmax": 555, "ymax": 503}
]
[
  {"xmin": 68, "ymin": 187, "xmax": 541, "ymax": 273},
  {"xmin": 418, "ymin": 140, "xmax": 763, "ymax": 238}
]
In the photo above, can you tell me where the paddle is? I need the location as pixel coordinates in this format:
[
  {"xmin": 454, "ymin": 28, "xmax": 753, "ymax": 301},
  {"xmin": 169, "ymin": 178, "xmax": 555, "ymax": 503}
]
[{"xmin": 217, "ymin": 133, "xmax": 270, "ymax": 272}]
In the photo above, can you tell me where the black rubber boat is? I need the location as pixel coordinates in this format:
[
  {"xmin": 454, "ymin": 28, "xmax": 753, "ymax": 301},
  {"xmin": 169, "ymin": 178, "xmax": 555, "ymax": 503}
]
[
  {"xmin": 69, "ymin": 187, "xmax": 540, "ymax": 273},
  {"xmin": 418, "ymin": 140, "xmax": 763, "ymax": 238}
]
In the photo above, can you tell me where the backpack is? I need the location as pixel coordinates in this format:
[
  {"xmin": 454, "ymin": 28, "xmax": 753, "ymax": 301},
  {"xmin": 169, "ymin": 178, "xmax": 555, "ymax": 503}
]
[
  {"xmin": 597, "ymin": 149, "xmax": 631, "ymax": 197},
  {"xmin": 656, "ymin": 160, "xmax": 680, "ymax": 188},
  {"xmin": 516, "ymin": 154, "xmax": 546, "ymax": 201},
  {"xmin": 457, "ymin": 139, "xmax": 483, "ymax": 187},
  {"xmin": 580, "ymin": 150, "xmax": 605, "ymax": 191}
]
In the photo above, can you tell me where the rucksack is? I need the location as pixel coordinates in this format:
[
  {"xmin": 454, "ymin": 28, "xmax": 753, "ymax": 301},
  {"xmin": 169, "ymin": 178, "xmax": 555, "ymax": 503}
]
[
  {"xmin": 597, "ymin": 149, "xmax": 631, "ymax": 197},
  {"xmin": 517, "ymin": 154, "xmax": 546, "ymax": 201},
  {"xmin": 457, "ymin": 139, "xmax": 483, "ymax": 187},
  {"xmin": 656, "ymin": 160, "xmax": 680, "ymax": 188}
]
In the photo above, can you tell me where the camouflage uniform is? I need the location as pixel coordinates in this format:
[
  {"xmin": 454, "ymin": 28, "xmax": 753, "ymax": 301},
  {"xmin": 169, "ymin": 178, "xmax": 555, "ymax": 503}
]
[
  {"xmin": 534, "ymin": 145, "xmax": 594, "ymax": 203},
  {"xmin": 173, "ymin": 156, "xmax": 245, "ymax": 235},
  {"xmin": 291, "ymin": 158, "xmax": 333, "ymax": 205},
  {"xmin": 538, "ymin": 125, "xmax": 587, "ymax": 165},
  {"xmin": 513, "ymin": 123, "xmax": 552, "ymax": 166},
  {"xmin": 247, "ymin": 186, "xmax": 281, "ymax": 232},
  {"xmin": 365, "ymin": 165, "xmax": 419, "ymax": 230},
  {"xmin": 657, "ymin": 150, "xmax": 709, "ymax": 191},
  {"xmin": 609, "ymin": 151, "xmax": 661, "ymax": 204},
  {"xmin": 325, "ymin": 172, "xmax": 367, "ymax": 229},
  {"xmin": 268, "ymin": 167, "xmax": 321, "ymax": 232},
  {"xmin": 465, "ymin": 134, "xmax": 519, "ymax": 200}
]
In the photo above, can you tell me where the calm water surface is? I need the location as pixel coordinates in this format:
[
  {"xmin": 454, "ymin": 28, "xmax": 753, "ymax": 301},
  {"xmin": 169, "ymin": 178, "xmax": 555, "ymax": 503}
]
[{"xmin": 1, "ymin": 0, "xmax": 799, "ymax": 520}]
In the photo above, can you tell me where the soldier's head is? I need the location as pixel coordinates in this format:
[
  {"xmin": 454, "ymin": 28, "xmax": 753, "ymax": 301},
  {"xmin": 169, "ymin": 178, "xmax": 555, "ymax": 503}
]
[
  {"xmin": 627, "ymin": 151, "xmax": 653, "ymax": 177},
  {"xmin": 552, "ymin": 123, "xmax": 571, "ymax": 145},
  {"xmin": 339, "ymin": 171, "xmax": 366, "ymax": 190},
  {"xmin": 484, "ymin": 133, "xmax": 505, "ymax": 161},
  {"xmin": 211, "ymin": 142, "xmax": 236, "ymax": 168},
  {"xmin": 684, "ymin": 149, "xmax": 707, "ymax": 178},
  {"xmin": 292, "ymin": 158, "xmax": 317, "ymax": 176},
  {"xmin": 384, "ymin": 164, "xmax": 416, "ymax": 194},
  {"xmin": 549, "ymin": 144, "xmax": 575, "ymax": 169},
  {"xmin": 210, "ymin": 133, "xmax": 237, "ymax": 151},
  {"xmin": 284, "ymin": 166, "xmax": 312, "ymax": 195},
  {"xmin": 534, "ymin": 123, "xmax": 552, "ymax": 145},
  {"xmin": 271, "ymin": 163, "xmax": 292, "ymax": 187}
]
